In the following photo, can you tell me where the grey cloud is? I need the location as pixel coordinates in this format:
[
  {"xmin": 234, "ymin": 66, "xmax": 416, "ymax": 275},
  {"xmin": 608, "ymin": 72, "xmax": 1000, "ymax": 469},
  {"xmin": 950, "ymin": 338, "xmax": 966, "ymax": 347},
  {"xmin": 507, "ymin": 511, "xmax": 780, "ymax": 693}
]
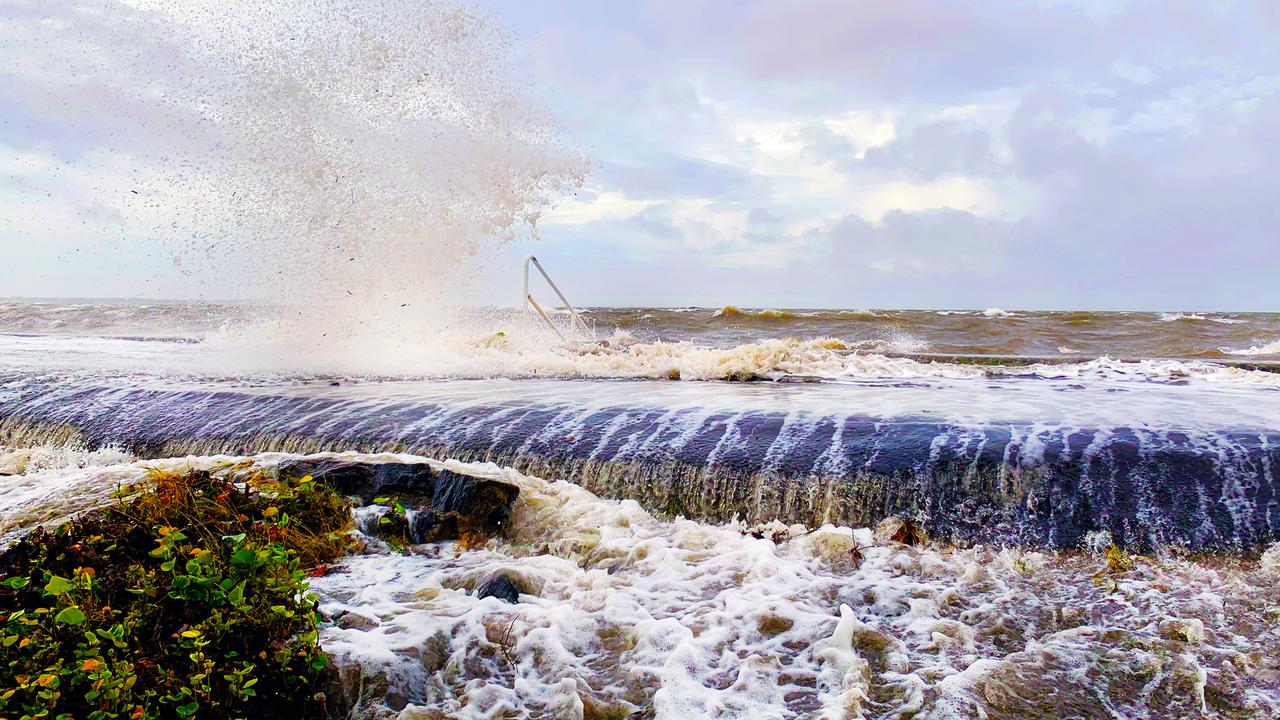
[
  {"xmin": 816, "ymin": 208, "xmax": 1013, "ymax": 277},
  {"xmin": 860, "ymin": 122, "xmax": 999, "ymax": 179},
  {"xmin": 623, "ymin": 204, "xmax": 681, "ymax": 240},
  {"xmin": 799, "ymin": 119, "xmax": 1002, "ymax": 180}
]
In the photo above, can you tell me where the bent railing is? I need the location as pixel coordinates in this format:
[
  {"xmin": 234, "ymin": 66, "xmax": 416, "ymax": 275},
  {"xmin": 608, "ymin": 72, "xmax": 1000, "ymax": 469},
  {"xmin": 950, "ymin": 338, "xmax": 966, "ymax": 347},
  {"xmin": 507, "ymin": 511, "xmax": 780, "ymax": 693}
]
[{"xmin": 523, "ymin": 255, "xmax": 590, "ymax": 340}]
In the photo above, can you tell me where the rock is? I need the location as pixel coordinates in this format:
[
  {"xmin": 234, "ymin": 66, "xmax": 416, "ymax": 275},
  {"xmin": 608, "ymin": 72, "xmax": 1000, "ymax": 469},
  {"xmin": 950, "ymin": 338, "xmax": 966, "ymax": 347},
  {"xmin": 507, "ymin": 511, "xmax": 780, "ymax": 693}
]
[
  {"xmin": 408, "ymin": 470, "xmax": 520, "ymax": 546},
  {"xmin": 336, "ymin": 611, "xmax": 380, "ymax": 631},
  {"xmin": 873, "ymin": 516, "xmax": 927, "ymax": 546},
  {"xmin": 279, "ymin": 459, "xmax": 519, "ymax": 546},
  {"xmin": 278, "ymin": 458, "xmax": 436, "ymax": 503},
  {"xmin": 475, "ymin": 571, "xmax": 529, "ymax": 603}
]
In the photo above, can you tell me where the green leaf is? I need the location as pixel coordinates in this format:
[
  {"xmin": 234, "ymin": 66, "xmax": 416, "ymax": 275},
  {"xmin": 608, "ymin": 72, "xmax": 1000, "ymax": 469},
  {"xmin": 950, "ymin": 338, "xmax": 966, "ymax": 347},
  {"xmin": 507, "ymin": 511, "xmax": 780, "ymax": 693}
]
[
  {"xmin": 222, "ymin": 533, "xmax": 247, "ymax": 545},
  {"xmin": 231, "ymin": 549, "xmax": 259, "ymax": 566},
  {"xmin": 2, "ymin": 576, "xmax": 30, "ymax": 589},
  {"xmin": 175, "ymin": 701, "xmax": 199, "ymax": 717},
  {"xmin": 44, "ymin": 575, "xmax": 75, "ymax": 596},
  {"xmin": 55, "ymin": 606, "xmax": 86, "ymax": 625},
  {"xmin": 228, "ymin": 581, "xmax": 245, "ymax": 605}
]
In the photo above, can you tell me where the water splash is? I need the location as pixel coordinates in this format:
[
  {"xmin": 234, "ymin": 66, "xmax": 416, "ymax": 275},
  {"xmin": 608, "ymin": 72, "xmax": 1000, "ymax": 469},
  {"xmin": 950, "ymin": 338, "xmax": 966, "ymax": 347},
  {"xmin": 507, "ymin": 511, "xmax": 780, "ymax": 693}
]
[{"xmin": 4, "ymin": 0, "xmax": 585, "ymax": 368}]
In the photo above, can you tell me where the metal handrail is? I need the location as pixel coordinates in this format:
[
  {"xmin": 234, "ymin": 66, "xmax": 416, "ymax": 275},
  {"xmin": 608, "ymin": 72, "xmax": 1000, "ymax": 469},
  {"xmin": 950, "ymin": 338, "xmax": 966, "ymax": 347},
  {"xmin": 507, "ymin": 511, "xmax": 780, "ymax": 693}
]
[{"xmin": 523, "ymin": 255, "xmax": 590, "ymax": 338}]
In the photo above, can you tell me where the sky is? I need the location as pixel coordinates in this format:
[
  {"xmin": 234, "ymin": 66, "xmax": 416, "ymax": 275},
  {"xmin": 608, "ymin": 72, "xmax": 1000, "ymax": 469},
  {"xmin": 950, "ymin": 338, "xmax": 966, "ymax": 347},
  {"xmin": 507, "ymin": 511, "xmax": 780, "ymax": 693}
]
[{"xmin": 3, "ymin": 0, "xmax": 1280, "ymax": 310}]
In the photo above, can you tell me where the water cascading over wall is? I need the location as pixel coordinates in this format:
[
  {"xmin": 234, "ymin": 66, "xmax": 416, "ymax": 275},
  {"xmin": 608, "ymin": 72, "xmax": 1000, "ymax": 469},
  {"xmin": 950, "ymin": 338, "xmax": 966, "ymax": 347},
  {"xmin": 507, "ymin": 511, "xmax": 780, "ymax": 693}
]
[{"xmin": 2, "ymin": 373, "xmax": 1277, "ymax": 552}]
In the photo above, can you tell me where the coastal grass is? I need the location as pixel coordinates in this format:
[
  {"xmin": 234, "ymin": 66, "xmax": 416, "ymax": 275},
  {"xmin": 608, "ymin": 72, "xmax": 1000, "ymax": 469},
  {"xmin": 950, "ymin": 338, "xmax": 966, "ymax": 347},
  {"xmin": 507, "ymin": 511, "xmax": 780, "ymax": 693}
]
[{"xmin": 0, "ymin": 467, "xmax": 352, "ymax": 720}]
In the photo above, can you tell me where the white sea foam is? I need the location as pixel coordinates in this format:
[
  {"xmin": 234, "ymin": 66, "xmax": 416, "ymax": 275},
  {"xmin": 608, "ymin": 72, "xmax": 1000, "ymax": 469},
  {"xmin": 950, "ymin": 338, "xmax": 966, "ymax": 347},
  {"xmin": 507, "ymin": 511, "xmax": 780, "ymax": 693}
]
[
  {"xmin": 1220, "ymin": 339, "xmax": 1280, "ymax": 357},
  {"xmin": 1160, "ymin": 312, "xmax": 1247, "ymax": 324},
  {"xmin": 6, "ymin": 327, "xmax": 1280, "ymax": 389},
  {"xmin": 0, "ymin": 445, "xmax": 139, "ymax": 547},
  {"xmin": 279, "ymin": 454, "xmax": 1280, "ymax": 718},
  {"xmin": 2, "ymin": 450, "xmax": 1278, "ymax": 717},
  {"xmin": 981, "ymin": 307, "xmax": 1014, "ymax": 318}
]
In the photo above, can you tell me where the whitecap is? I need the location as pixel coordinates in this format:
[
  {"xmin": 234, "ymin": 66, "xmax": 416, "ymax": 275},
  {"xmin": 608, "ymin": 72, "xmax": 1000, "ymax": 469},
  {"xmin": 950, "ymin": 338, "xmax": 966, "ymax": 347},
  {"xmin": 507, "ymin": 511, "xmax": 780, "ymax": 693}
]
[{"xmin": 1219, "ymin": 339, "xmax": 1280, "ymax": 356}]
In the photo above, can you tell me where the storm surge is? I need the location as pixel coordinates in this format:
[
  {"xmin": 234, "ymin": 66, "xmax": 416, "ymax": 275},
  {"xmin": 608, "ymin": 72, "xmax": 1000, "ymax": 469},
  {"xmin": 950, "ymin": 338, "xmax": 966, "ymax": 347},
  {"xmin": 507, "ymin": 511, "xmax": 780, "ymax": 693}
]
[{"xmin": 3, "ymin": 368, "xmax": 1278, "ymax": 552}]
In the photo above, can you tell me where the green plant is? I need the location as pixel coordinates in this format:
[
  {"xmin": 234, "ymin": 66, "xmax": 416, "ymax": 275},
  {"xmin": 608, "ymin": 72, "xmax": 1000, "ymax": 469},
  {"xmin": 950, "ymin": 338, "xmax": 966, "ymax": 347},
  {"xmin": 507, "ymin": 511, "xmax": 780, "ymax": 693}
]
[{"xmin": 0, "ymin": 468, "xmax": 352, "ymax": 719}]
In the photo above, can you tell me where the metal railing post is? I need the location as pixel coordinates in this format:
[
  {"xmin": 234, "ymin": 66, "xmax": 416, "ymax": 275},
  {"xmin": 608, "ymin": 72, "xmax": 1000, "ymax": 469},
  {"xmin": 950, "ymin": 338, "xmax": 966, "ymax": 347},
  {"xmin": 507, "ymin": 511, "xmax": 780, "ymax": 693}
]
[{"xmin": 522, "ymin": 254, "xmax": 590, "ymax": 339}]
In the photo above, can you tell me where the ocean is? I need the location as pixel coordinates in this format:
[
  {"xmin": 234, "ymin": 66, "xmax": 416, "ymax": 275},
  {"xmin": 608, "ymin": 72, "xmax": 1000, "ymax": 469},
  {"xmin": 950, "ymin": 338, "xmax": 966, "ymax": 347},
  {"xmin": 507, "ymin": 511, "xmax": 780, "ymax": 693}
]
[
  {"xmin": 2, "ymin": 299, "xmax": 1279, "ymax": 718},
  {"xmin": 3, "ymin": 1, "xmax": 1279, "ymax": 716}
]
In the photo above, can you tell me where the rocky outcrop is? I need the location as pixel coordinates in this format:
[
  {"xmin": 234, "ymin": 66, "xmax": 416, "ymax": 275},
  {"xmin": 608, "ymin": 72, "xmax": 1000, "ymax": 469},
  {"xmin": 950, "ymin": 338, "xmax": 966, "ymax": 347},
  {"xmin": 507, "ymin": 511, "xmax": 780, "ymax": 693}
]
[{"xmin": 279, "ymin": 458, "xmax": 519, "ymax": 546}]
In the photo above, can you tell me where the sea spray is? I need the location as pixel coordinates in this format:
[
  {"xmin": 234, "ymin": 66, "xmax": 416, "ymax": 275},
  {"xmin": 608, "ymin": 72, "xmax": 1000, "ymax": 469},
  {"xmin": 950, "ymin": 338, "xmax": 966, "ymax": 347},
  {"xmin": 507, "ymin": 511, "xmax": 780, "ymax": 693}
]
[{"xmin": 3, "ymin": 0, "xmax": 585, "ymax": 367}]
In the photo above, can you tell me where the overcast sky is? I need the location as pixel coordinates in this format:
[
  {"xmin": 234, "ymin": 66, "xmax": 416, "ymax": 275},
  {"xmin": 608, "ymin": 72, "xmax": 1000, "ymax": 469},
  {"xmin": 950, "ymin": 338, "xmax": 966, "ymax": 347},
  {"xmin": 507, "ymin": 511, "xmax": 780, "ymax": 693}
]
[{"xmin": 4, "ymin": 0, "xmax": 1280, "ymax": 309}]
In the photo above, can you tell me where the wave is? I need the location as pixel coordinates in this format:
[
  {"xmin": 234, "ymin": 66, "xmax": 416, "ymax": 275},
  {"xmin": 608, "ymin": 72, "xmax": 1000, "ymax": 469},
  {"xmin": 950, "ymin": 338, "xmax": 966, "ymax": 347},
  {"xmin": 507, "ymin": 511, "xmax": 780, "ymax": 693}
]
[
  {"xmin": 981, "ymin": 307, "xmax": 1014, "ymax": 318},
  {"xmin": 1160, "ymin": 312, "xmax": 1247, "ymax": 324},
  {"xmin": 8, "ymin": 320, "xmax": 1279, "ymax": 387},
  {"xmin": 712, "ymin": 305, "xmax": 798, "ymax": 322},
  {"xmin": 1220, "ymin": 339, "xmax": 1280, "ymax": 357}
]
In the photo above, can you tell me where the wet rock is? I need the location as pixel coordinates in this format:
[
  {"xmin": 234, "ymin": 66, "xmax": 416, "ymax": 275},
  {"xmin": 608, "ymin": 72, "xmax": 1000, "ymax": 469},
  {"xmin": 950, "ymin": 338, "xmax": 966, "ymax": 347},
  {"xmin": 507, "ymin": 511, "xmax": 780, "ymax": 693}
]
[
  {"xmin": 431, "ymin": 470, "xmax": 519, "ymax": 522},
  {"xmin": 280, "ymin": 459, "xmax": 519, "ymax": 545},
  {"xmin": 407, "ymin": 472, "xmax": 520, "ymax": 546},
  {"xmin": 336, "ymin": 611, "xmax": 380, "ymax": 631},
  {"xmin": 278, "ymin": 458, "xmax": 435, "ymax": 503},
  {"xmin": 475, "ymin": 571, "xmax": 529, "ymax": 603},
  {"xmin": 873, "ymin": 516, "xmax": 927, "ymax": 546}
]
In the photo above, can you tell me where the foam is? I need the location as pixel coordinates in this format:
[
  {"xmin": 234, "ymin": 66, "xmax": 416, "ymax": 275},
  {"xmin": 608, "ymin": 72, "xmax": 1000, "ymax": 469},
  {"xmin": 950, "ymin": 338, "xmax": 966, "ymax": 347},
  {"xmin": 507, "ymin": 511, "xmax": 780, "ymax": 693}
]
[
  {"xmin": 1161, "ymin": 312, "xmax": 1247, "ymax": 324},
  {"xmin": 3, "ymin": 450, "xmax": 1278, "ymax": 717},
  {"xmin": 1220, "ymin": 339, "xmax": 1280, "ymax": 357}
]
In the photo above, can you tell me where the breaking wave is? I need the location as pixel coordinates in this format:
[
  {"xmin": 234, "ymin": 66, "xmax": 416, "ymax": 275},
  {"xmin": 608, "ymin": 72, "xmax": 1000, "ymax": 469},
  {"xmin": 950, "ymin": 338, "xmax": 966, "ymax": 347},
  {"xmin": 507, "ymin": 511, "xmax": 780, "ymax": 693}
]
[
  {"xmin": 712, "ymin": 306, "xmax": 799, "ymax": 322},
  {"xmin": 3, "ymin": 0, "xmax": 584, "ymax": 368},
  {"xmin": 1160, "ymin": 312, "xmax": 1247, "ymax": 324},
  {"xmin": 1220, "ymin": 339, "xmax": 1280, "ymax": 357}
]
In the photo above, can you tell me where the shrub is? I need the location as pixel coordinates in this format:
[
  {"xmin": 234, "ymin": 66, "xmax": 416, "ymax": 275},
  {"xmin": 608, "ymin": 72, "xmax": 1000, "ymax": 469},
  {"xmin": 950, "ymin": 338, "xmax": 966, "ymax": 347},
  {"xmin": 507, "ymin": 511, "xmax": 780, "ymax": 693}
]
[{"xmin": 0, "ymin": 467, "xmax": 352, "ymax": 720}]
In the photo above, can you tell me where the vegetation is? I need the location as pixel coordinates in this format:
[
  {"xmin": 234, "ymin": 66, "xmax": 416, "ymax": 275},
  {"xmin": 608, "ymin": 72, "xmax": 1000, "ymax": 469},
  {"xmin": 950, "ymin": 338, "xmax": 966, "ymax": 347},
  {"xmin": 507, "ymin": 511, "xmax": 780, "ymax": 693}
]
[{"xmin": 0, "ymin": 467, "xmax": 352, "ymax": 720}]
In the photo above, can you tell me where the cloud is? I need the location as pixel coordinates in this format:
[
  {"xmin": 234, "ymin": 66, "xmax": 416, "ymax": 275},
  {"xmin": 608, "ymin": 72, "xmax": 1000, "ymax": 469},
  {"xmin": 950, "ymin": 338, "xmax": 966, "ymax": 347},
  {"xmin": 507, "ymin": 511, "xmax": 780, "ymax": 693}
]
[
  {"xmin": 859, "ymin": 121, "xmax": 1001, "ymax": 180},
  {"xmin": 6, "ymin": 0, "xmax": 1280, "ymax": 309}
]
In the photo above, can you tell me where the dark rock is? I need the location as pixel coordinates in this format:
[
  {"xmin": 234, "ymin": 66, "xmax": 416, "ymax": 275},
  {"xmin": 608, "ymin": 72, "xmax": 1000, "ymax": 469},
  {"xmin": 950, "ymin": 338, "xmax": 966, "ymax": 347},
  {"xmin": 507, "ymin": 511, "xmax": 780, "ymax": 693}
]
[
  {"xmin": 475, "ymin": 572, "xmax": 528, "ymax": 603},
  {"xmin": 430, "ymin": 470, "xmax": 520, "ymax": 529},
  {"xmin": 279, "ymin": 459, "xmax": 520, "ymax": 546},
  {"xmin": 278, "ymin": 458, "xmax": 435, "ymax": 504}
]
